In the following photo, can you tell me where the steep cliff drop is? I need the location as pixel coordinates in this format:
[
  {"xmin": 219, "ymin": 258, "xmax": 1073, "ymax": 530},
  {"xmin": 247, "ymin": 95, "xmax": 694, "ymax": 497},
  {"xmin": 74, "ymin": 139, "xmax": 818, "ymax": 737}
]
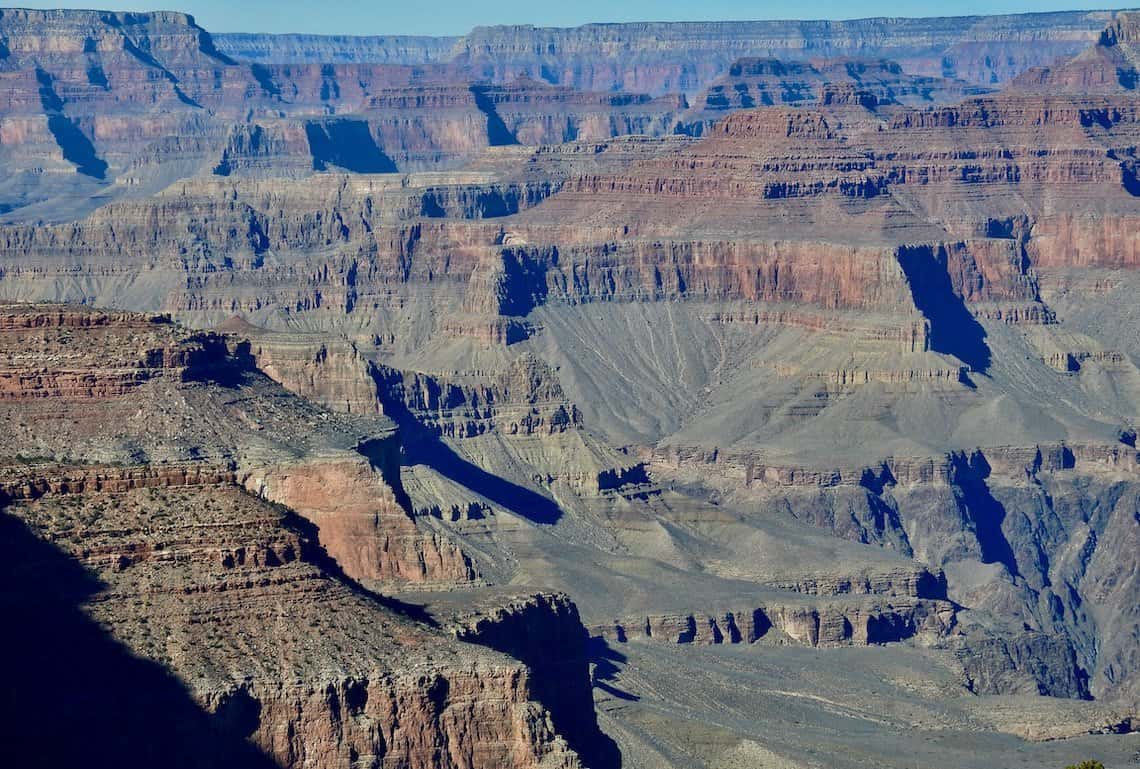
[
  {"xmin": 0, "ymin": 303, "xmax": 595, "ymax": 769},
  {"xmin": 1, "ymin": 7, "xmax": 1139, "ymax": 769}
]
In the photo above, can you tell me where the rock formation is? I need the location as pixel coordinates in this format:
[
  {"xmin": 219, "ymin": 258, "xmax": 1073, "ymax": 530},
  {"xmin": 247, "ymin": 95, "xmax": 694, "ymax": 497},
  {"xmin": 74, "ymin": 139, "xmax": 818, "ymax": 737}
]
[
  {"xmin": 2, "ymin": 7, "xmax": 1140, "ymax": 769},
  {"xmin": 0, "ymin": 477, "xmax": 583, "ymax": 769},
  {"xmin": 678, "ymin": 57, "xmax": 994, "ymax": 135},
  {"xmin": 0, "ymin": 301, "xmax": 610, "ymax": 768},
  {"xmin": 214, "ymin": 11, "xmax": 1122, "ymax": 93}
]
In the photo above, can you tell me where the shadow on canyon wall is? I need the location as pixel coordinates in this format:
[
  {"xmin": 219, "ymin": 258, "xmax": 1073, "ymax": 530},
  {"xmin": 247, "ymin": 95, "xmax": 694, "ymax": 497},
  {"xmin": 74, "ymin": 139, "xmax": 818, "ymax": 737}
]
[
  {"xmin": 0, "ymin": 511, "xmax": 280, "ymax": 769},
  {"xmin": 950, "ymin": 453, "xmax": 1021, "ymax": 578},
  {"xmin": 459, "ymin": 599, "xmax": 622, "ymax": 769},
  {"xmin": 35, "ymin": 68, "xmax": 109, "ymax": 179},
  {"xmin": 589, "ymin": 637, "xmax": 641, "ymax": 703},
  {"xmin": 470, "ymin": 85, "xmax": 518, "ymax": 146},
  {"xmin": 304, "ymin": 119, "xmax": 398, "ymax": 173},
  {"xmin": 372, "ymin": 385, "xmax": 564, "ymax": 524},
  {"xmin": 896, "ymin": 245, "xmax": 992, "ymax": 374},
  {"xmin": 404, "ymin": 436, "xmax": 563, "ymax": 524}
]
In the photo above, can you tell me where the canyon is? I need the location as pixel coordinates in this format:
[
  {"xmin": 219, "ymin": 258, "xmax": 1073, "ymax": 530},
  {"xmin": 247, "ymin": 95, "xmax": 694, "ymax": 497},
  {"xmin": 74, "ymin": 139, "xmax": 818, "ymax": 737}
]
[{"xmin": 1, "ymin": 6, "xmax": 1140, "ymax": 769}]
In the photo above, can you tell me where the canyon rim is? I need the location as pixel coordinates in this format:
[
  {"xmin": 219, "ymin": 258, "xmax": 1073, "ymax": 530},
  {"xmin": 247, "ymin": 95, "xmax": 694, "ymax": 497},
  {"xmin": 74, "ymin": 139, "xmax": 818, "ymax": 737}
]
[{"xmin": 0, "ymin": 3, "xmax": 1139, "ymax": 768}]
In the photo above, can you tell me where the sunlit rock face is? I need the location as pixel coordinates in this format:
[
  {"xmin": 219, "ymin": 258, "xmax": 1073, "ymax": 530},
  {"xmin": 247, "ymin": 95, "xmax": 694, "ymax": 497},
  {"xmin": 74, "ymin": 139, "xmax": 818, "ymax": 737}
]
[{"xmin": 1, "ymin": 8, "xmax": 1140, "ymax": 769}]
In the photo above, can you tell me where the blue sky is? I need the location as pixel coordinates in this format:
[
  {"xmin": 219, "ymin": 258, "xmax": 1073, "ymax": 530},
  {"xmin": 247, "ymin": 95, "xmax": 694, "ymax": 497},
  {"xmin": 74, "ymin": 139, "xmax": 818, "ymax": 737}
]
[{"xmin": 11, "ymin": 1, "xmax": 1134, "ymax": 35}]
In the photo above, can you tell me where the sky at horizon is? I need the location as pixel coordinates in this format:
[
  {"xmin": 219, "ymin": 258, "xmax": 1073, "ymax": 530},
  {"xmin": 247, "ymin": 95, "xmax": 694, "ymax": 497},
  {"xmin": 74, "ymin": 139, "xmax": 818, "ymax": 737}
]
[{"xmin": 5, "ymin": 0, "xmax": 1136, "ymax": 36}]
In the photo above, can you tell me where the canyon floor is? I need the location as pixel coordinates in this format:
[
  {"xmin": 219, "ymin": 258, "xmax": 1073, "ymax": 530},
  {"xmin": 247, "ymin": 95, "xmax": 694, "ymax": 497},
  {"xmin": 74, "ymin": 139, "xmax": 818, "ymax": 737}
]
[{"xmin": 1, "ymin": 5, "xmax": 1140, "ymax": 769}]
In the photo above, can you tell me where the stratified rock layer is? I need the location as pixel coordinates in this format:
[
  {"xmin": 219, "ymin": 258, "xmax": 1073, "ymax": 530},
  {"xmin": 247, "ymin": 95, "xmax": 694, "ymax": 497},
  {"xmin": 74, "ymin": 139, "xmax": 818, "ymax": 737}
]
[
  {"xmin": 0, "ymin": 477, "xmax": 581, "ymax": 769},
  {"xmin": 3, "ymin": 9, "xmax": 1140, "ymax": 769},
  {"xmin": 215, "ymin": 11, "xmax": 1122, "ymax": 93}
]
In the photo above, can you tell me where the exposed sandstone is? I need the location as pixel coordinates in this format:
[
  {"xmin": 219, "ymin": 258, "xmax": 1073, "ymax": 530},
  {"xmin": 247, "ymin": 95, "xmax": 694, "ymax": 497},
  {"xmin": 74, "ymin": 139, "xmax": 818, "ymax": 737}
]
[
  {"xmin": 0, "ymin": 302, "xmax": 478, "ymax": 589},
  {"xmin": 1, "ymin": 478, "xmax": 582, "ymax": 769},
  {"xmin": 447, "ymin": 592, "xmax": 619, "ymax": 769},
  {"xmin": 244, "ymin": 456, "xmax": 477, "ymax": 586},
  {"xmin": 3, "ymin": 8, "xmax": 1140, "ymax": 766}
]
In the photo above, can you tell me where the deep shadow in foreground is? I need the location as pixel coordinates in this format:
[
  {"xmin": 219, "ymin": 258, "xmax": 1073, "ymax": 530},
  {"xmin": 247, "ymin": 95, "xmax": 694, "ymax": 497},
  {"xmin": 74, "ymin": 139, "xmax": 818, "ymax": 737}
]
[{"xmin": 0, "ymin": 512, "xmax": 280, "ymax": 769}]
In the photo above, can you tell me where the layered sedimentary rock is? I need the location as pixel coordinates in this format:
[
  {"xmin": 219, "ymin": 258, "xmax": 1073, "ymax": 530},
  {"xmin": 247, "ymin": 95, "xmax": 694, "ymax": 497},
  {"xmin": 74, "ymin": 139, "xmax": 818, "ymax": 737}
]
[
  {"xmin": 678, "ymin": 57, "xmax": 993, "ymax": 134},
  {"xmin": 360, "ymin": 82, "xmax": 684, "ymax": 169},
  {"xmin": 653, "ymin": 440, "xmax": 1140, "ymax": 701},
  {"xmin": 2, "ymin": 7, "xmax": 1128, "ymax": 222},
  {"xmin": 0, "ymin": 9, "xmax": 688, "ymax": 217},
  {"xmin": 0, "ymin": 302, "xmax": 627, "ymax": 768},
  {"xmin": 245, "ymin": 455, "xmax": 477, "ymax": 585},
  {"xmin": 216, "ymin": 32, "xmax": 461, "ymax": 65},
  {"xmin": 215, "ymin": 11, "xmax": 1122, "ymax": 93},
  {"xmin": 4, "ymin": 8, "xmax": 1140, "ymax": 769},
  {"xmin": 0, "ymin": 303, "xmax": 476, "ymax": 587},
  {"xmin": 592, "ymin": 596, "xmax": 953, "ymax": 649},
  {"xmin": 219, "ymin": 317, "xmax": 383, "ymax": 414},
  {"xmin": 447, "ymin": 593, "xmax": 619, "ymax": 769},
  {"xmin": 0, "ymin": 475, "xmax": 582, "ymax": 769}
]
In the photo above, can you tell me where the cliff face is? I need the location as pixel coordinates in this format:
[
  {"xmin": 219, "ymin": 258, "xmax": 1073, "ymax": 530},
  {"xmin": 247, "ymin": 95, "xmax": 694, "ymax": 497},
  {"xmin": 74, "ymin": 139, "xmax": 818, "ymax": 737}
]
[
  {"xmin": 0, "ymin": 301, "xmax": 614, "ymax": 768},
  {"xmin": 215, "ymin": 11, "xmax": 1120, "ymax": 94},
  {"xmin": 452, "ymin": 593, "xmax": 619, "ymax": 769},
  {"xmin": 0, "ymin": 475, "xmax": 581, "ymax": 769},
  {"xmin": 0, "ymin": 9, "xmax": 687, "ymax": 219},
  {"xmin": 4, "ymin": 9, "xmax": 1140, "ymax": 769},
  {"xmin": 678, "ymin": 56, "xmax": 994, "ymax": 135},
  {"xmin": 215, "ymin": 32, "xmax": 461, "ymax": 65},
  {"xmin": 0, "ymin": 8, "xmax": 1128, "ymax": 223},
  {"xmin": 0, "ymin": 302, "xmax": 477, "ymax": 588},
  {"xmin": 244, "ymin": 455, "xmax": 478, "ymax": 586},
  {"xmin": 653, "ymin": 442, "xmax": 1140, "ymax": 701}
]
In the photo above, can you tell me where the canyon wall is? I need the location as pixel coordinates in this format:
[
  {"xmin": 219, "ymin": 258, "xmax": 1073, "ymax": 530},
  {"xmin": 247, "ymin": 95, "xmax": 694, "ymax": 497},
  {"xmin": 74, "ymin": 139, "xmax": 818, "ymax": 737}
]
[
  {"xmin": 3, "ymin": 9, "xmax": 1140, "ymax": 769},
  {"xmin": 215, "ymin": 11, "xmax": 1121, "ymax": 93}
]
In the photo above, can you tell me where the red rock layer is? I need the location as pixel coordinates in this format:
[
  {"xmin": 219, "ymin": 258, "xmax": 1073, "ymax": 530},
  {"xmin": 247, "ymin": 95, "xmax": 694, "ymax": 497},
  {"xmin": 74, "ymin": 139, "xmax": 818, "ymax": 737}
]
[
  {"xmin": 1, "ymin": 478, "xmax": 582, "ymax": 769},
  {"xmin": 245, "ymin": 457, "xmax": 477, "ymax": 586},
  {"xmin": 0, "ymin": 462, "xmax": 237, "ymax": 502}
]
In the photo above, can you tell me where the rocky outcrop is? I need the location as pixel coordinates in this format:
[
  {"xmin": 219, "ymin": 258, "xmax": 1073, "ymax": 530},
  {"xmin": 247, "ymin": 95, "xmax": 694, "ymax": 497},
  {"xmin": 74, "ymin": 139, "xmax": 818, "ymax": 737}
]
[
  {"xmin": 0, "ymin": 304, "xmax": 242, "ymax": 400},
  {"xmin": 591, "ymin": 596, "xmax": 954, "ymax": 648},
  {"xmin": 373, "ymin": 355, "xmax": 579, "ymax": 440},
  {"xmin": 214, "ymin": 32, "xmax": 461, "ymax": 65},
  {"xmin": 0, "ymin": 462, "xmax": 237, "ymax": 503},
  {"xmin": 3, "ymin": 11, "xmax": 1140, "ymax": 763},
  {"xmin": 360, "ymin": 82, "xmax": 684, "ymax": 168},
  {"xmin": 371, "ymin": 355, "xmax": 647, "ymax": 499},
  {"xmin": 957, "ymin": 632, "xmax": 1092, "ymax": 699},
  {"xmin": 0, "ymin": 7, "xmax": 1128, "ymax": 221},
  {"xmin": 679, "ymin": 57, "xmax": 992, "ymax": 135},
  {"xmin": 452, "ymin": 593, "xmax": 619, "ymax": 769},
  {"xmin": 244, "ymin": 456, "xmax": 477, "ymax": 586},
  {"xmin": 655, "ymin": 440, "xmax": 1140, "ymax": 699},
  {"xmin": 0, "ymin": 9, "xmax": 685, "ymax": 217},
  {"xmin": 0, "ymin": 477, "xmax": 582, "ymax": 769},
  {"xmin": 0, "ymin": 302, "xmax": 480, "ymax": 589},
  {"xmin": 221, "ymin": 320, "xmax": 383, "ymax": 415},
  {"xmin": 652, "ymin": 442, "xmax": 1140, "ymax": 493}
]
